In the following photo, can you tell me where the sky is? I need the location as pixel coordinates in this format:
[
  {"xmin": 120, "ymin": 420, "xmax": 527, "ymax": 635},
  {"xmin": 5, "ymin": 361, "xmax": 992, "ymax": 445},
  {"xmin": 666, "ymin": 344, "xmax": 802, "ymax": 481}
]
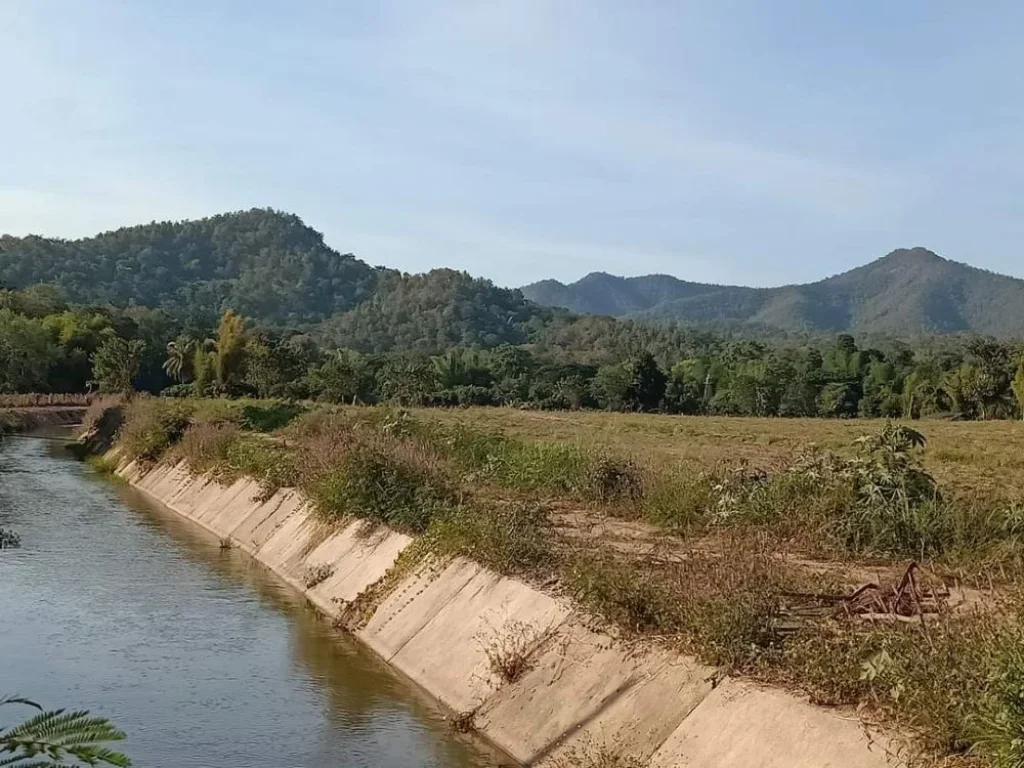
[{"xmin": 2, "ymin": 1, "xmax": 1023, "ymax": 288}]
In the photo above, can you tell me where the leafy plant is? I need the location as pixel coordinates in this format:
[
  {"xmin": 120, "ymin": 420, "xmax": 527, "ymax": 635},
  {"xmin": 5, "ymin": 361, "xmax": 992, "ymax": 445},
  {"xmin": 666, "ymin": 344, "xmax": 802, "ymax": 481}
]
[{"xmin": 0, "ymin": 695, "xmax": 131, "ymax": 766}]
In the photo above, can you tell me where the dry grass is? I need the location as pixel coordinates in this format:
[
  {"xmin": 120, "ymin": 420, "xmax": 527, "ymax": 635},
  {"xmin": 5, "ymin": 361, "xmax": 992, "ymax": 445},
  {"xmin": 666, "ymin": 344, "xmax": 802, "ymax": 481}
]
[
  {"xmin": 405, "ymin": 408, "xmax": 1024, "ymax": 506},
  {"xmin": 0, "ymin": 393, "xmax": 93, "ymax": 408}
]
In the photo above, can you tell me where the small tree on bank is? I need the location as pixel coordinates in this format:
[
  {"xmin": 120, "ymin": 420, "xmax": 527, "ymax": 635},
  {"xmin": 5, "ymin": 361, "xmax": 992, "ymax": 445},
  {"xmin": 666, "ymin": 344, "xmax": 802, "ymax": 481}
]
[{"xmin": 91, "ymin": 337, "xmax": 146, "ymax": 395}]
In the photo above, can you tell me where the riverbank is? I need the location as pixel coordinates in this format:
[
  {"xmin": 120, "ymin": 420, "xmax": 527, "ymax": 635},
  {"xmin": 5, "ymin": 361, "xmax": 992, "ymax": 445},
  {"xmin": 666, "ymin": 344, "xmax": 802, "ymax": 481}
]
[
  {"xmin": 0, "ymin": 405, "xmax": 87, "ymax": 434},
  {"xmin": 91, "ymin": 399, "xmax": 903, "ymax": 767}
]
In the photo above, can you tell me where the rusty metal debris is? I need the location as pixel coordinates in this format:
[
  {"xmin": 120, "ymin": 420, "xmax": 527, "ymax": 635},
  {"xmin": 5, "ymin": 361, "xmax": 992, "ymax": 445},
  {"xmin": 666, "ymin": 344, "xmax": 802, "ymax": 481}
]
[
  {"xmin": 839, "ymin": 561, "xmax": 950, "ymax": 620},
  {"xmin": 778, "ymin": 562, "xmax": 952, "ymax": 633}
]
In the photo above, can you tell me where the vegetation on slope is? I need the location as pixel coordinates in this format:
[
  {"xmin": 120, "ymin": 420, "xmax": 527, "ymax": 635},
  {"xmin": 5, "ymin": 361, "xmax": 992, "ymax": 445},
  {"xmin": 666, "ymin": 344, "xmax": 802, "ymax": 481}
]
[
  {"xmin": 109, "ymin": 397, "xmax": 1024, "ymax": 765},
  {"xmin": 0, "ymin": 209, "xmax": 382, "ymax": 326}
]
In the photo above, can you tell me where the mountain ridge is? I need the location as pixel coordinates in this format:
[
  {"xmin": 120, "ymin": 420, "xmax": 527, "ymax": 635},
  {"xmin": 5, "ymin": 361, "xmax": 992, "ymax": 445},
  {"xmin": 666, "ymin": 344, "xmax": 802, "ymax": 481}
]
[{"xmin": 521, "ymin": 247, "xmax": 1024, "ymax": 337}]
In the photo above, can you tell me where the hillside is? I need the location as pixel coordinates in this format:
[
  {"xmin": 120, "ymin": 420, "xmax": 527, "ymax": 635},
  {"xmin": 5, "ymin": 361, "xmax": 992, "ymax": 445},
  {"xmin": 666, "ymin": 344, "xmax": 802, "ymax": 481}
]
[
  {"xmin": 522, "ymin": 248, "xmax": 1024, "ymax": 337},
  {"xmin": 0, "ymin": 209, "xmax": 384, "ymax": 326}
]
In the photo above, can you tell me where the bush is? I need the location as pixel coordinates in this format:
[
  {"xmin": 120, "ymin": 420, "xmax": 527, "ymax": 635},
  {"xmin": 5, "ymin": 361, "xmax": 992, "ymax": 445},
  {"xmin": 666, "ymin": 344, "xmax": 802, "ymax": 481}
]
[
  {"xmin": 306, "ymin": 433, "xmax": 457, "ymax": 533},
  {"xmin": 224, "ymin": 437, "xmax": 299, "ymax": 499},
  {"xmin": 172, "ymin": 420, "xmax": 241, "ymax": 475},
  {"xmin": 117, "ymin": 398, "xmax": 194, "ymax": 463},
  {"xmin": 240, "ymin": 402, "xmax": 304, "ymax": 433},
  {"xmin": 425, "ymin": 501, "xmax": 554, "ymax": 575}
]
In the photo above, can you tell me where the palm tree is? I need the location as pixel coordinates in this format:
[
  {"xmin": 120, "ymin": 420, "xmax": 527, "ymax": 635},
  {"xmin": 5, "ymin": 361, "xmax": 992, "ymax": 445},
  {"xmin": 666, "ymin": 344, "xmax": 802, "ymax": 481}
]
[
  {"xmin": 163, "ymin": 336, "xmax": 196, "ymax": 383},
  {"xmin": 0, "ymin": 694, "xmax": 131, "ymax": 766}
]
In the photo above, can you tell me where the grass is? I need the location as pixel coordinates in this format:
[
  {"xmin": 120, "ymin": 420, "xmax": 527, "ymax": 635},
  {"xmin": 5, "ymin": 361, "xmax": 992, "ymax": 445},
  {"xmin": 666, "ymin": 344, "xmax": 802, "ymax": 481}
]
[{"xmin": 101, "ymin": 399, "xmax": 1024, "ymax": 765}]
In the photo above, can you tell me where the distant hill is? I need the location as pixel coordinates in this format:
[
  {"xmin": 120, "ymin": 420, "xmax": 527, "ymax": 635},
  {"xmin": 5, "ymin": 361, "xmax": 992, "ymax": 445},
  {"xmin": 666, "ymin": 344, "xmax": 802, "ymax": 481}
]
[
  {"xmin": 522, "ymin": 248, "xmax": 1024, "ymax": 337},
  {"xmin": 0, "ymin": 209, "xmax": 384, "ymax": 326},
  {"xmin": 0, "ymin": 209, "xmax": 549, "ymax": 351}
]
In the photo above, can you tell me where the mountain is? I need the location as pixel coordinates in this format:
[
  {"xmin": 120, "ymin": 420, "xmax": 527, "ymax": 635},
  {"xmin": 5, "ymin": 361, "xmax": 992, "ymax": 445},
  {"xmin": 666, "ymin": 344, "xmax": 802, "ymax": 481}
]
[
  {"xmin": 0, "ymin": 209, "xmax": 550, "ymax": 352},
  {"xmin": 316, "ymin": 268, "xmax": 549, "ymax": 353},
  {"xmin": 0, "ymin": 209, "xmax": 384, "ymax": 326},
  {"xmin": 522, "ymin": 248, "xmax": 1024, "ymax": 337}
]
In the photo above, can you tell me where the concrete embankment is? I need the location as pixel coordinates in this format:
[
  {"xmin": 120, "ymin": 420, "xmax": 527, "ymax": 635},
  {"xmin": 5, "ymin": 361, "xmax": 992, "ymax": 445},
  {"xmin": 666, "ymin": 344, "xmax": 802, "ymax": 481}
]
[{"xmin": 118, "ymin": 458, "xmax": 896, "ymax": 767}]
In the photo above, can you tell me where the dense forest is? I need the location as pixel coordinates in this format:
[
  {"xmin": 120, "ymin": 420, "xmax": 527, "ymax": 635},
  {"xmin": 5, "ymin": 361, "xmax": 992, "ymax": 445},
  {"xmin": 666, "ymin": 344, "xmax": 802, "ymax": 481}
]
[
  {"xmin": 3, "ymin": 281, "xmax": 1024, "ymax": 420},
  {"xmin": 523, "ymin": 247, "xmax": 1024, "ymax": 337},
  {"xmin": 3, "ymin": 209, "xmax": 1024, "ymax": 419}
]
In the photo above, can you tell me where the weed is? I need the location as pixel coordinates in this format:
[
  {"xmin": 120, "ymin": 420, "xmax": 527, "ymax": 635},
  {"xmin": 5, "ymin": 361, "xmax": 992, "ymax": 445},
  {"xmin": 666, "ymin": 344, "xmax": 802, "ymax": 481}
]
[
  {"xmin": 303, "ymin": 563, "xmax": 334, "ymax": 589},
  {"xmin": 218, "ymin": 538, "xmax": 233, "ymax": 550},
  {"xmin": 448, "ymin": 710, "xmax": 477, "ymax": 734},
  {"xmin": 0, "ymin": 528, "xmax": 21, "ymax": 549},
  {"xmin": 172, "ymin": 420, "xmax": 241, "ymax": 475},
  {"xmin": 479, "ymin": 619, "xmax": 544, "ymax": 685},
  {"xmin": 240, "ymin": 402, "xmax": 304, "ymax": 433},
  {"xmin": 85, "ymin": 454, "xmax": 120, "ymax": 476},
  {"xmin": 567, "ymin": 536, "xmax": 797, "ymax": 670},
  {"xmin": 586, "ymin": 455, "xmax": 645, "ymax": 503},
  {"xmin": 548, "ymin": 739, "xmax": 645, "ymax": 768}
]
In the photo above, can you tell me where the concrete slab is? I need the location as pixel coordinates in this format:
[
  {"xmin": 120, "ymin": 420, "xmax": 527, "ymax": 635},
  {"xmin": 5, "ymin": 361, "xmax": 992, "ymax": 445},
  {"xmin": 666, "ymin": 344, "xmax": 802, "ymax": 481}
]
[
  {"xmin": 648, "ymin": 679, "xmax": 893, "ymax": 768},
  {"xmin": 479, "ymin": 623, "xmax": 713, "ymax": 765},
  {"xmin": 389, "ymin": 568, "xmax": 571, "ymax": 713}
]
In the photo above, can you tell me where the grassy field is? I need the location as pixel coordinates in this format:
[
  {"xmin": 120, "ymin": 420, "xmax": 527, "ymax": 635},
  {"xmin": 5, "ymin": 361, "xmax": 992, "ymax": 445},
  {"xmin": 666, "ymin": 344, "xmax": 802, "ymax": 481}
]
[
  {"xmin": 105, "ymin": 398, "xmax": 1024, "ymax": 766},
  {"xmin": 410, "ymin": 408, "xmax": 1024, "ymax": 505}
]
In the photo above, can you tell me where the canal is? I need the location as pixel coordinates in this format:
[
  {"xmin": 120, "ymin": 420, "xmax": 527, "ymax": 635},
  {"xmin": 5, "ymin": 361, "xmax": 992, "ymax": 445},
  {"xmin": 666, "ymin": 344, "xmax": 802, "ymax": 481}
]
[{"xmin": 0, "ymin": 435, "xmax": 501, "ymax": 767}]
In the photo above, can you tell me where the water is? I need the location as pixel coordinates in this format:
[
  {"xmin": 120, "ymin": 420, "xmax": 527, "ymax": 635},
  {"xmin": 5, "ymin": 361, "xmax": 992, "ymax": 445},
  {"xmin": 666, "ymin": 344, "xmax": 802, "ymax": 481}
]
[{"xmin": 0, "ymin": 436, "xmax": 502, "ymax": 767}]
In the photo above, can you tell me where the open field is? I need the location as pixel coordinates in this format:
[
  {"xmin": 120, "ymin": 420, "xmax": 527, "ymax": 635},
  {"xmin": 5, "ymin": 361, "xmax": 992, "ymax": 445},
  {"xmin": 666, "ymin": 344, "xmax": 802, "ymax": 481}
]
[{"xmin": 409, "ymin": 408, "xmax": 1024, "ymax": 506}]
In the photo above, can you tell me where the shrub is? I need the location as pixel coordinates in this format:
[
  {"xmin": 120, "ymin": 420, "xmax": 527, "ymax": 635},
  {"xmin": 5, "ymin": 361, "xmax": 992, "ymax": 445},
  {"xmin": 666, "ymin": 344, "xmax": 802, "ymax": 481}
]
[
  {"xmin": 173, "ymin": 420, "xmax": 241, "ymax": 475},
  {"xmin": 117, "ymin": 398, "xmax": 194, "ymax": 463},
  {"xmin": 240, "ymin": 402, "xmax": 304, "ymax": 433},
  {"xmin": 425, "ymin": 501, "xmax": 554, "ymax": 575},
  {"xmin": 306, "ymin": 432, "xmax": 457, "ymax": 533},
  {"xmin": 303, "ymin": 564, "xmax": 334, "ymax": 589}
]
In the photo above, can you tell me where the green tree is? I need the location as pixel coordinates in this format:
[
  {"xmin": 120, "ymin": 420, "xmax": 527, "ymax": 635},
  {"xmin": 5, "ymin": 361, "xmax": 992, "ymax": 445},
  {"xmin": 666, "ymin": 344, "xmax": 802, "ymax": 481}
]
[
  {"xmin": 163, "ymin": 336, "xmax": 195, "ymax": 383},
  {"xmin": 1012, "ymin": 364, "xmax": 1024, "ymax": 420},
  {"xmin": 90, "ymin": 337, "xmax": 146, "ymax": 395},
  {"xmin": 0, "ymin": 310, "xmax": 59, "ymax": 393}
]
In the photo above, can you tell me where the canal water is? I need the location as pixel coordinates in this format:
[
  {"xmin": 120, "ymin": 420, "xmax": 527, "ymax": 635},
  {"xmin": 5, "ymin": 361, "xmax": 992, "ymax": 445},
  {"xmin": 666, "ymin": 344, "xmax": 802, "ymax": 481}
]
[{"xmin": 0, "ymin": 435, "xmax": 502, "ymax": 767}]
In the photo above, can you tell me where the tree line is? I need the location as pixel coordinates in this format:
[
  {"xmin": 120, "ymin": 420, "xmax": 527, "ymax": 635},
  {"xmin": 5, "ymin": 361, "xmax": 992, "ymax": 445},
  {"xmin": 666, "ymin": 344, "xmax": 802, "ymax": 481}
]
[{"xmin": 3, "ymin": 283, "xmax": 1024, "ymax": 420}]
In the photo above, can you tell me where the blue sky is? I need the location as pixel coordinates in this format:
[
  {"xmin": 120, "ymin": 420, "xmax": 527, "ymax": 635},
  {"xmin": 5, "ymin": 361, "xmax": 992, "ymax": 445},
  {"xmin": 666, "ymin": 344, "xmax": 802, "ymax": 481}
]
[{"xmin": 2, "ymin": 1, "xmax": 1022, "ymax": 287}]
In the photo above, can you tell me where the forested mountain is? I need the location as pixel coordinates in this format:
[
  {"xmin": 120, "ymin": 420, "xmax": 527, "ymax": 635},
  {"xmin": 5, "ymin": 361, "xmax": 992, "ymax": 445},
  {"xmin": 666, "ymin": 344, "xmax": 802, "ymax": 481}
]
[
  {"xmin": 0, "ymin": 209, "xmax": 383, "ymax": 326},
  {"xmin": 316, "ymin": 269, "xmax": 547, "ymax": 353},
  {"xmin": 522, "ymin": 248, "xmax": 1024, "ymax": 337}
]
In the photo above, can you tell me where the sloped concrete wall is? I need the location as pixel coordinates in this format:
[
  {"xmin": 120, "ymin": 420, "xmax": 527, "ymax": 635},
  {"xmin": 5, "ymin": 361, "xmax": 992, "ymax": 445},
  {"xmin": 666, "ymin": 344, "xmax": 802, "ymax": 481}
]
[{"xmin": 119, "ymin": 459, "xmax": 896, "ymax": 768}]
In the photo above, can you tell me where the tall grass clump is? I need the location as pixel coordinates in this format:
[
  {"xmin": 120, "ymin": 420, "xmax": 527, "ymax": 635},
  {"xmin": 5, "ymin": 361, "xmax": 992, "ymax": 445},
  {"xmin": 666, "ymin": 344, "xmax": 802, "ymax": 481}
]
[
  {"xmin": 117, "ymin": 397, "xmax": 194, "ymax": 464},
  {"xmin": 302, "ymin": 427, "xmax": 458, "ymax": 534},
  {"xmin": 418, "ymin": 422, "xmax": 590, "ymax": 495},
  {"xmin": 424, "ymin": 501, "xmax": 555, "ymax": 575},
  {"xmin": 171, "ymin": 420, "xmax": 241, "ymax": 475}
]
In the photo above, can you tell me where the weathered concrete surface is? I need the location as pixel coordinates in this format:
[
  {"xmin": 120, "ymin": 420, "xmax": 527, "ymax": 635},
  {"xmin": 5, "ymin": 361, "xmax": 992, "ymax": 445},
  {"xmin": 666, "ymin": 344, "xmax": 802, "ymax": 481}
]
[
  {"xmin": 116, "ymin": 459, "xmax": 898, "ymax": 768},
  {"xmin": 648, "ymin": 679, "xmax": 893, "ymax": 768},
  {"xmin": 480, "ymin": 624, "xmax": 713, "ymax": 765}
]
